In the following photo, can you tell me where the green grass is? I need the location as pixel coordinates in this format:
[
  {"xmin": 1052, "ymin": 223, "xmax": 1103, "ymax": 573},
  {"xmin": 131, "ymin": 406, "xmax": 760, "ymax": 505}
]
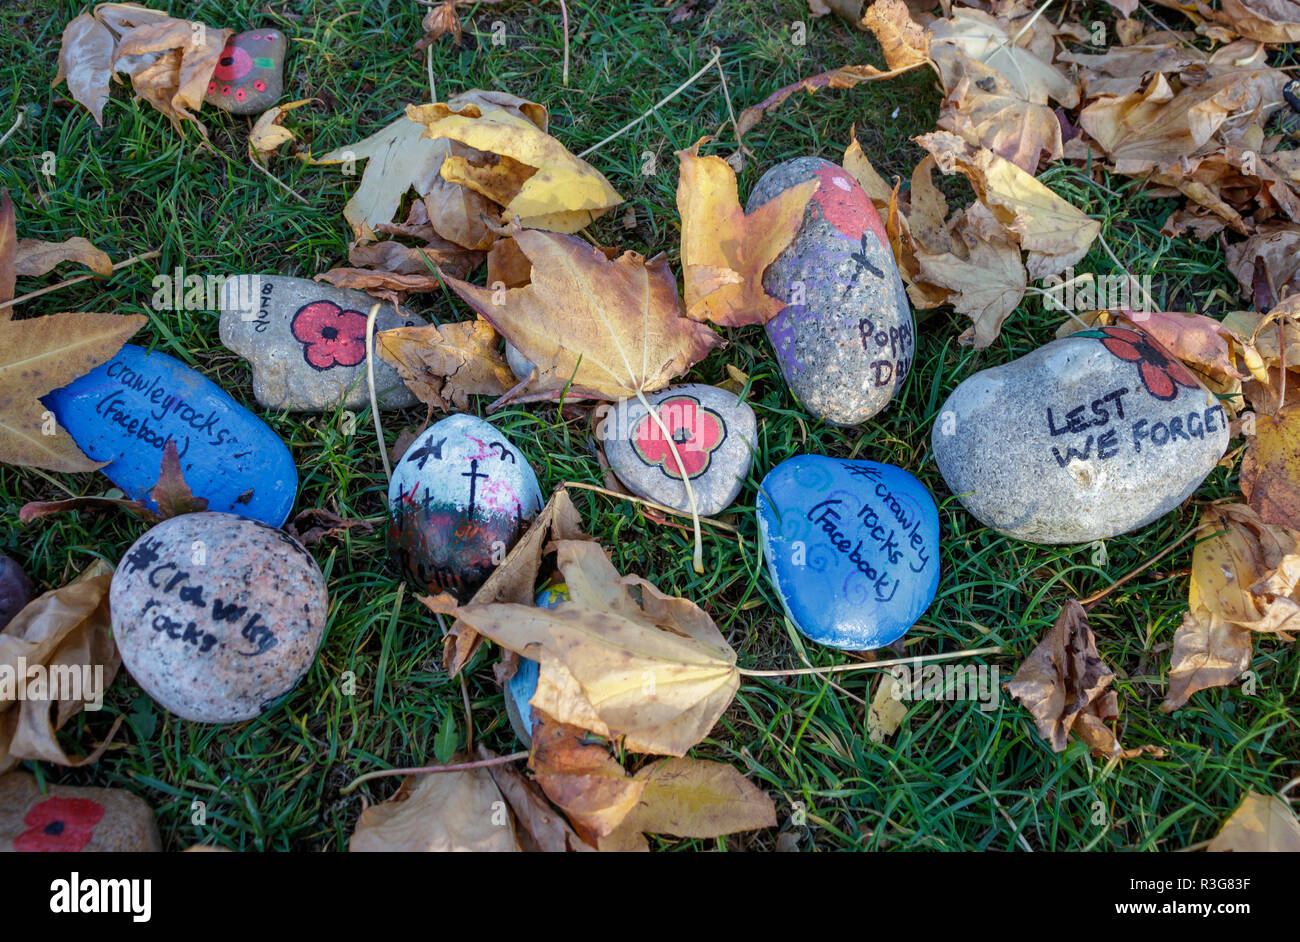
[{"xmin": 2, "ymin": 0, "xmax": 1296, "ymax": 851}]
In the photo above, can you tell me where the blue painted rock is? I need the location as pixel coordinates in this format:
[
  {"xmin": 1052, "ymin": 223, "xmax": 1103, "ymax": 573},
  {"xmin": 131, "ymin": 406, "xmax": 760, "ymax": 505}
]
[
  {"xmin": 110, "ymin": 512, "xmax": 328, "ymax": 723},
  {"xmin": 218, "ymin": 275, "xmax": 423, "ymax": 412},
  {"xmin": 388, "ymin": 414, "xmax": 543, "ymax": 599},
  {"xmin": 204, "ymin": 29, "xmax": 287, "ymax": 115},
  {"xmin": 757, "ymin": 456, "xmax": 940, "ymax": 650},
  {"xmin": 601, "ymin": 384, "xmax": 757, "ymax": 517},
  {"xmin": 43, "ymin": 344, "xmax": 297, "ymax": 526},
  {"xmin": 505, "ymin": 583, "xmax": 569, "ymax": 746},
  {"xmin": 746, "ymin": 157, "xmax": 914, "ymax": 426},
  {"xmin": 932, "ymin": 326, "xmax": 1231, "ymax": 543}
]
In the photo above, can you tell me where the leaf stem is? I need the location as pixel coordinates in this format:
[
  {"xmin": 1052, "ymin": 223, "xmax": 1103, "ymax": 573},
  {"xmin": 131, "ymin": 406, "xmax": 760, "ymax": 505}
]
[
  {"xmin": 339, "ymin": 751, "xmax": 528, "ymax": 795},
  {"xmin": 635, "ymin": 389, "xmax": 704, "ymax": 572},
  {"xmin": 366, "ymin": 303, "xmax": 392, "ymax": 484},
  {"xmin": 740, "ymin": 645, "xmax": 1003, "ymax": 677},
  {"xmin": 0, "ymin": 250, "xmax": 161, "ymax": 312}
]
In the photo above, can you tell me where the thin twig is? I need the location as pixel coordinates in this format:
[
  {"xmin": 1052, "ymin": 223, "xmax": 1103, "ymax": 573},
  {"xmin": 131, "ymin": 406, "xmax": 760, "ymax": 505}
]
[
  {"xmin": 250, "ymin": 157, "xmax": 310, "ymax": 204},
  {"xmin": 340, "ymin": 751, "xmax": 529, "ymax": 794},
  {"xmin": 740, "ymin": 646, "xmax": 1004, "ymax": 678},
  {"xmin": 577, "ymin": 47, "xmax": 721, "ymax": 159},
  {"xmin": 426, "ymin": 43, "xmax": 436, "ymax": 104},
  {"xmin": 0, "ymin": 249, "xmax": 161, "ymax": 312},
  {"xmin": 561, "ymin": 480, "xmax": 740, "ymax": 534},
  {"xmin": 435, "ymin": 610, "xmax": 474, "ymax": 754},
  {"xmin": 636, "ymin": 389, "xmax": 704, "ymax": 573},
  {"xmin": 365, "ymin": 303, "xmax": 392, "ymax": 484},
  {"xmin": 559, "ymin": 0, "xmax": 570, "ymax": 86},
  {"xmin": 712, "ymin": 46, "xmax": 744, "ymax": 155},
  {"xmin": 0, "ymin": 108, "xmax": 25, "ymax": 149},
  {"xmin": 1079, "ymin": 527, "xmax": 1201, "ymax": 607}
]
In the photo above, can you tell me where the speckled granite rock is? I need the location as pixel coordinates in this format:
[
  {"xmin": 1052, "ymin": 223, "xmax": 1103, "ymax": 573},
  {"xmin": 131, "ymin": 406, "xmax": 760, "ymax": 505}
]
[
  {"xmin": 747, "ymin": 156, "xmax": 913, "ymax": 426},
  {"xmin": 204, "ymin": 29, "xmax": 287, "ymax": 115},
  {"xmin": 932, "ymin": 326, "xmax": 1231, "ymax": 543},
  {"xmin": 219, "ymin": 275, "xmax": 423, "ymax": 412},
  {"xmin": 0, "ymin": 773, "xmax": 161, "ymax": 852},
  {"xmin": 110, "ymin": 512, "xmax": 328, "ymax": 723},
  {"xmin": 602, "ymin": 384, "xmax": 756, "ymax": 517},
  {"xmin": 389, "ymin": 414, "xmax": 543, "ymax": 600}
]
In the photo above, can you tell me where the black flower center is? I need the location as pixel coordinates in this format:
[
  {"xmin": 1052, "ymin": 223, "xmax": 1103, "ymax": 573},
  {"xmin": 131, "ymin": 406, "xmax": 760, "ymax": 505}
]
[
  {"xmin": 44, "ymin": 820, "xmax": 65, "ymax": 836},
  {"xmin": 320, "ymin": 326, "xmax": 338, "ymax": 341}
]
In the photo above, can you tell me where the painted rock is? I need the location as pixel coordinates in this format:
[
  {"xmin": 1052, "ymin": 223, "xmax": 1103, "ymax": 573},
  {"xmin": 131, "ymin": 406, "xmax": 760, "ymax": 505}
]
[
  {"xmin": 204, "ymin": 29, "xmax": 287, "ymax": 115},
  {"xmin": 0, "ymin": 773, "xmax": 161, "ymax": 852},
  {"xmin": 389, "ymin": 414, "xmax": 543, "ymax": 599},
  {"xmin": 110, "ymin": 512, "xmax": 328, "ymax": 723},
  {"xmin": 218, "ymin": 275, "xmax": 423, "ymax": 412},
  {"xmin": 0, "ymin": 553, "xmax": 33, "ymax": 630},
  {"xmin": 932, "ymin": 326, "xmax": 1231, "ymax": 544},
  {"xmin": 505, "ymin": 583, "xmax": 569, "ymax": 746},
  {"xmin": 44, "ymin": 344, "xmax": 297, "ymax": 526},
  {"xmin": 602, "ymin": 384, "xmax": 756, "ymax": 517},
  {"xmin": 505, "ymin": 342, "xmax": 534, "ymax": 382},
  {"xmin": 746, "ymin": 157, "xmax": 914, "ymax": 426},
  {"xmin": 757, "ymin": 456, "xmax": 940, "ymax": 650}
]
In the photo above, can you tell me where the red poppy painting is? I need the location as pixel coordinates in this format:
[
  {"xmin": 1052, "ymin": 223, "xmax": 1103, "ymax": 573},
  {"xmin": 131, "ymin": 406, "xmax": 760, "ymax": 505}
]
[
  {"xmin": 810, "ymin": 164, "xmax": 889, "ymax": 248},
  {"xmin": 1081, "ymin": 326, "xmax": 1199, "ymax": 401},
  {"xmin": 14, "ymin": 796, "xmax": 104, "ymax": 852},
  {"xmin": 291, "ymin": 301, "xmax": 369, "ymax": 371},
  {"xmin": 632, "ymin": 395, "xmax": 726, "ymax": 480}
]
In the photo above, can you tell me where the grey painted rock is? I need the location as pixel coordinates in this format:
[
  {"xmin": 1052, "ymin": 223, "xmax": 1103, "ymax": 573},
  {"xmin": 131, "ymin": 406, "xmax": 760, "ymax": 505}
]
[
  {"xmin": 389, "ymin": 414, "xmax": 544, "ymax": 600},
  {"xmin": 0, "ymin": 553, "xmax": 33, "ymax": 630},
  {"xmin": 110, "ymin": 512, "xmax": 328, "ymax": 723},
  {"xmin": 204, "ymin": 29, "xmax": 287, "ymax": 114},
  {"xmin": 602, "ymin": 384, "xmax": 756, "ymax": 517},
  {"xmin": 932, "ymin": 326, "xmax": 1231, "ymax": 544},
  {"xmin": 747, "ymin": 156, "xmax": 913, "ymax": 427},
  {"xmin": 0, "ymin": 772, "xmax": 161, "ymax": 852},
  {"xmin": 219, "ymin": 275, "xmax": 423, "ymax": 412}
]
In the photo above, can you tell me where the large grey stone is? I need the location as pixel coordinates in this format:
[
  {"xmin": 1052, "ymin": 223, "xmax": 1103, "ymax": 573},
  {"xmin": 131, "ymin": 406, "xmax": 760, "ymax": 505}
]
[
  {"xmin": 219, "ymin": 275, "xmax": 423, "ymax": 412},
  {"xmin": 932, "ymin": 326, "xmax": 1231, "ymax": 544},
  {"xmin": 110, "ymin": 512, "xmax": 328, "ymax": 723},
  {"xmin": 747, "ymin": 156, "xmax": 914, "ymax": 427},
  {"xmin": 602, "ymin": 384, "xmax": 756, "ymax": 517}
]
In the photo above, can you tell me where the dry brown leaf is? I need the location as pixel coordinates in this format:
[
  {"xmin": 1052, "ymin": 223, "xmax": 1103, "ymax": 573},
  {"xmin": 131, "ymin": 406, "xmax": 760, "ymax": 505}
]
[
  {"xmin": 868, "ymin": 674, "xmax": 908, "ymax": 742},
  {"xmin": 0, "ymin": 312, "xmax": 145, "ymax": 472},
  {"xmin": 0, "ymin": 191, "xmax": 14, "ymax": 310},
  {"xmin": 283, "ymin": 507, "xmax": 375, "ymax": 547},
  {"xmin": 916, "ymin": 217, "xmax": 1026, "ymax": 348},
  {"xmin": 1184, "ymin": 504, "xmax": 1300, "ymax": 635},
  {"xmin": 529, "ymin": 720, "xmax": 645, "ymax": 844},
  {"xmin": 736, "ymin": 63, "xmax": 916, "ymax": 137},
  {"xmin": 860, "ymin": 0, "xmax": 931, "ymax": 71},
  {"xmin": 482, "ymin": 745, "xmax": 592, "ymax": 852},
  {"xmin": 1162, "ymin": 605, "xmax": 1253, "ymax": 712},
  {"xmin": 248, "ymin": 99, "xmax": 314, "ymax": 165},
  {"xmin": 937, "ymin": 51, "xmax": 1063, "ymax": 172},
  {"xmin": 1199, "ymin": 0, "xmax": 1300, "ymax": 43},
  {"xmin": 841, "ymin": 131, "xmax": 895, "ymax": 204},
  {"xmin": 53, "ymin": 12, "xmax": 116, "ymax": 126},
  {"xmin": 13, "ymin": 237, "xmax": 113, "ymax": 278},
  {"xmin": 376, "ymin": 319, "xmax": 515, "ymax": 412},
  {"xmin": 676, "ymin": 138, "xmax": 819, "ymax": 327},
  {"xmin": 1226, "ymin": 225, "xmax": 1300, "ymax": 301},
  {"xmin": 1206, "ymin": 790, "xmax": 1300, "ymax": 851},
  {"xmin": 930, "ymin": 7, "xmax": 1078, "ymax": 109},
  {"xmin": 442, "ymin": 226, "xmax": 722, "ymax": 401},
  {"xmin": 1057, "ymin": 40, "xmax": 1201, "ymax": 100},
  {"xmin": 348, "ymin": 766, "xmax": 517, "ymax": 852},
  {"xmin": 1241, "ymin": 406, "xmax": 1300, "ymax": 527},
  {"xmin": 314, "ymin": 268, "xmax": 444, "ymax": 296},
  {"xmin": 0, "ymin": 561, "xmax": 120, "ymax": 773},
  {"xmin": 486, "ymin": 236, "xmax": 533, "ymax": 289},
  {"xmin": 415, "ymin": 1, "xmax": 463, "ymax": 48}
]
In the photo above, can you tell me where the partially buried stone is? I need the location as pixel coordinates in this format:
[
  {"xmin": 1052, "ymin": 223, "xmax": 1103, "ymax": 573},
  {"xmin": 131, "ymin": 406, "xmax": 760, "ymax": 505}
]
[
  {"xmin": 757, "ymin": 455, "xmax": 940, "ymax": 650},
  {"xmin": 747, "ymin": 156, "xmax": 914, "ymax": 427},
  {"xmin": 0, "ymin": 553, "xmax": 33, "ymax": 630},
  {"xmin": 389, "ymin": 414, "xmax": 543, "ymax": 600},
  {"xmin": 110, "ymin": 512, "xmax": 328, "ymax": 723},
  {"xmin": 219, "ymin": 275, "xmax": 423, "ymax": 412},
  {"xmin": 505, "ymin": 583, "xmax": 569, "ymax": 746},
  {"xmin": 505, "ymin": 342, "xmax": 534, "ymax": 382},
  {"xmin": 0, "ymin": 773, "xmax": 161, "ymax": 852},
  {"xmin": 204, "ymin": 29, "xmax": 287, "ymax": 115},
  {"xmin": 932, "ymin": 326, "xmax": 1231, "ymax": 544},
  {"xmin": 602, "ymin": 384, "xmax": 756, "ymax": 517},
  {"xmin": 43, "ymin": 344, "xmax": 298, "ymax": 527}
]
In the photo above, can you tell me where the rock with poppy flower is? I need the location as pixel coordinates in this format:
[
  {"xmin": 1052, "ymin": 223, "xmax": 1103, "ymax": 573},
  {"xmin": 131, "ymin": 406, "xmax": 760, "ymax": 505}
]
[
  {"xmin": 204, "ymin": 29, "xmax": 287, "ymax": 115},
  {"xmin": 504, "ymin": 583, "xmax": 569, "ymax": 746},
  {"xmin": 389, "ymin": 414, "xmax": 543, "ymax": 600},
  {"xmin": 111, "ymin": 512, "xmax": 328, "ymax": 723},
  {"xmin": 601, "ymin": 384, "xmax": 756, "ymax": 517},
  {"xmin": 219, "ymin": 275, "xmax": 424, "ymax": 412},
  {"xmin": 0, "ymin": 553, "xmax": 33, "ymax": 630},
  {"xmin": 932, "ymin": 326, "xmax": 1231, "ymax": 544},
  {"xmin": 746, "ymin": 156, "xmax": 914, "ymax": 427},
  {"xmin": 0, "ymin": 773, "xmax": 161, "ymax": 852}
]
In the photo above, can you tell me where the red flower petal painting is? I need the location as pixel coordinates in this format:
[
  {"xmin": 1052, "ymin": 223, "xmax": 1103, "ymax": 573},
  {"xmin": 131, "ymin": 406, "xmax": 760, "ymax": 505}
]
[
  {"xmin": 810, "ymin": 164, "xmax": 889, "ymax": 248},
  {"xmin": 14, "ymin": 796, "xmax": 104, "ymax": 852},
  {"xmin": 632, "ymin": 395, "xmax": 726, "ymax": 480},
  {"xmin": 1080, "ymin": 326, "xmax": 1199, "ymax": 402},
  {"xmin": 291, "ymin": 301, "xmax": 369, "ymax": 371}
]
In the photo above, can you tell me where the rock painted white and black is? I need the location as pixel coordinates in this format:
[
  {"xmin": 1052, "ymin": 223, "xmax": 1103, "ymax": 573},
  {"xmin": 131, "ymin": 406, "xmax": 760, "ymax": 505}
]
[
  {"xmin": 219, "ymin": 275, "xmax": 423, "ymax": 412},
  {"xmin": 388, "ymin": 414, "xmax": 543, "ymax": 600},
  {"xmin": 602, "ymin": 384, "xmax": 756, "ymax": 517},
  {"xmin": 204, "ymin": 29, "xmax": 287, "ymax": 115},
  {"xmin": 757, "ymin": 456, "xmax": 940, "ymax": 650},
  {"xmin": 747, "ymin": 156, "xmax": 913, "ymax": 426},
  {"xmin": 932, "ymin": 326, "xmax": 1231, "ymax": 544},
  {"xmin": 110, "ymin": 512, "xmax": 328, "ymax": 723}
]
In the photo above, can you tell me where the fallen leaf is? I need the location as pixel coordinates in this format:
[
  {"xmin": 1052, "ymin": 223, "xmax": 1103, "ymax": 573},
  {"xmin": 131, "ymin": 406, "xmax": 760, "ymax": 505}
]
[
  {"xmin": 929, "ymin": 7, "xmax": 1079, "ymax": 109},
  {"xmin": 442, "ymin": 226, "xmax": 722, "ymax": 401},
  {"xmin": 0, "ymin": 312, "xmax": 145, "ymax": 472},
  {"xmin": 1226, "ymin": 225, "xmax": 1300, "ymax": 302},
  {"xmin": 53, "ymin": 12, "xmax": 116, "ymax": 125},
  {"xmin": 150, "ymin": 440, "xmax": 208, "ymax": 518},
  {"xmin": 348, "ymin": 766, "xmax": 517, "ymax": 852},
  {"xmin": 937, "ymin": 50, "xmax": 1063, "ymax": 172},
  {"xmin": 1242, "ymin": 407, "xmax": 1300, "ymax": 527},
  {"xmin": 529, "ymin": 720, "xmax": 645, "ymax": 844},
  {"xmin": 482, "ymin": 745, "xmax": 592, "ymax": 852},
  {"xmin": 860, "ymin": 0, "xmax": 930, "ymax": 71},
  {"xmin": 916, "ymin": 221, "xmax": 1026, "ymax": 348},
  {"xmin": 376, "ymin": 319, "xmax": 516, "ymax": 412},
  {"xmin": 868, "ymin": 673, "xmax": 908, "ymax": 742},
  {"xmin": 736, "ymin": 63, "xmax": 916, "ymax": 137},
  {"xmin": 841, "ymin": 131, "xmax": 895, "ymax": 204},
  {"xmin": 415, "ymin": 1, "xmax": 462, "ymax": 48},
  {"xmin": 675, "ymin": 138, "xmax": 818, "ymax": 326},
  {"xmin": 13, "ymin": 237, "xmax": 113, "ymax": 278},
  {"xmin": 598, "ymin": 757, "xmax": 777, "ymax": 851},
  {"xmin": 314, "ymin": 268, "xmax": 445, "ymax": 296},
  {"xmin": 0, "ymin": 560, "xmax": 120, "ymax": 773},
  {"xmin": 0, "ymin": 191, "xmax": 15, "ymax": 308},
  {"xmin": 283, "ymin": 507, "xmax": 375, "ymax": 547},
  {"xmin": 248, "ymin": 99, "xmax": 314, "ymax": 165},
  {"xmin": 1199, "ymin": 0, "xmax": 1300, "ymax": 43},
  {"xmin": 1162, "ymin": 605, "xmax": 1253, "ymax": 712},
  {"xmin": 1206, "ymin": 790, "xmax": 1300, "ymax": 851}
]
